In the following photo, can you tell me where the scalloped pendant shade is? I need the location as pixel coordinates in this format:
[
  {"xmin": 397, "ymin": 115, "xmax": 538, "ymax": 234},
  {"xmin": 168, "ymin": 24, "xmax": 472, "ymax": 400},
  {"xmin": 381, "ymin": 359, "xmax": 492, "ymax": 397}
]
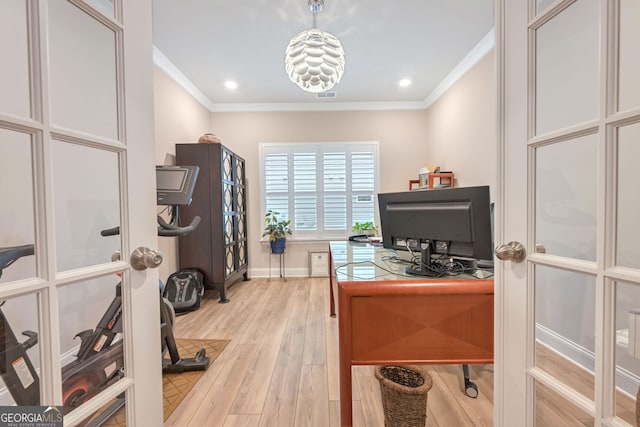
[{"xmin": 284, "ymin": 1, "xmax": 345, "ymax": 93}]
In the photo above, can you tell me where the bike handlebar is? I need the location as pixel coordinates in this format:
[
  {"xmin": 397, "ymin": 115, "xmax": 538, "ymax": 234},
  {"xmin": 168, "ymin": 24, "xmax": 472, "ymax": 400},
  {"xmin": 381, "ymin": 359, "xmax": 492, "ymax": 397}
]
[
  {"xmin": 0, "ymin": 244, "xmax": 35, "ymax": 277},
  {"xmin": 157, "ymin": 215, "xmax": 201, "ymax": 237},
  {"xmin": 100, "ymin": 226, "xmax": 120, "ymax": 236},
  {"xmin": 100, "ymin": 215, "xmax": 201, "ymax": 238}
]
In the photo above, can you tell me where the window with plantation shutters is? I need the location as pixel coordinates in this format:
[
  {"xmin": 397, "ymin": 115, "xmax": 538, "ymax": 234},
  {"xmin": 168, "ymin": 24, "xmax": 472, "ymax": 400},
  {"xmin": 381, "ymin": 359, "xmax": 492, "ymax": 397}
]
[{"xmin": 260, "ymin": 142, "xmax": 379, "ymax": 239}]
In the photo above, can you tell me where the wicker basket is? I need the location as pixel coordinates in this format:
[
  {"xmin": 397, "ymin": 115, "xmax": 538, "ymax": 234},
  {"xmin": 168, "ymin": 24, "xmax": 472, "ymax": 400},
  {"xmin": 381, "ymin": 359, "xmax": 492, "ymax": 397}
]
[{"xmin": 375, "ymin": 366, "xmax": 433, "ymax": 427}]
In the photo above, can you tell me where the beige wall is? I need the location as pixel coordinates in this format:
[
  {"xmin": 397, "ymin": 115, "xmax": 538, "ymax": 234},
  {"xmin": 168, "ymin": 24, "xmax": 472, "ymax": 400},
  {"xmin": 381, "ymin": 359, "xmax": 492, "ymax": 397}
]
[
  {"xmin": 423, "ymin": 50, "xmax": 496, "ymax": 199},
  {"xmin": 210, "ymin": 110, "xmax": 430, "ymax": 277},
  {"xmin": 151, "ymin": 49, "xmax": 496, "ymax": 279},
  {"xmin": 153, "ymin": 66, "xmax": 211, "ymax": 280}
]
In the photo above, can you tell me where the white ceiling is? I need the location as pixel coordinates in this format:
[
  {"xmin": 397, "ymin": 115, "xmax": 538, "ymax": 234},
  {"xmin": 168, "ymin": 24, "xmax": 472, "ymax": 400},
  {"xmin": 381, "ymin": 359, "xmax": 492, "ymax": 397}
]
[{"xmin": 151, "ymin": 0, "xmax": 495, "ymax": 112}]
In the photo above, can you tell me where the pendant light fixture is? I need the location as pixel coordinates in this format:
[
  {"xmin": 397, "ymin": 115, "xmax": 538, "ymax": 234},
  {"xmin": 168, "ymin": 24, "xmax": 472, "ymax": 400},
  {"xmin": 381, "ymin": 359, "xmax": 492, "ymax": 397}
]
[{"xmin": 284, "ymin": 0, "xmax": 345, "ymax": 93}]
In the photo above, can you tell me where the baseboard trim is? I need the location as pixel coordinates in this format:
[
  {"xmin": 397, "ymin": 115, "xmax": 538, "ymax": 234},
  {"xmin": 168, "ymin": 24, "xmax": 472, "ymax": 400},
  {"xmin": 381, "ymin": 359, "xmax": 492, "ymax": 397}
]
[
  {"xmin": 249, "ymin": 268, "xmax": 310, "ymax": 279},
  {"xmin": 536, "ymin": 323, "xmax": 639, "ymax": 397}
]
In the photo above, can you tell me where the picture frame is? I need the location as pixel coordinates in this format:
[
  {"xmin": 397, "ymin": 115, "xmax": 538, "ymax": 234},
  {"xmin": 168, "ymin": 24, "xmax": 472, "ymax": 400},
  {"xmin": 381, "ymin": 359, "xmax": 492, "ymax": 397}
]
[{"xmin": 308, "ymin": 251, "xmax": 329, "ymax": 277}]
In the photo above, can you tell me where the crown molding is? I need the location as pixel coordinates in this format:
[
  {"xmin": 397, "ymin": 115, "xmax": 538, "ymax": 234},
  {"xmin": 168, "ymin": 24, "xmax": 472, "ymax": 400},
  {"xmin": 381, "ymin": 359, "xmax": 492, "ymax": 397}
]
[
  {"xmin": 423, "ymin": 28, "xmax": 495, "ymax": 109},
  {"xmin": 153, "ymin": 27, "xmax": 495, "ymax": 114},
  {"xmin": 152, "ymin": 46, "xmax": 216, "ymax": 111},
  {"xmin": 207, "ymin": 101, "xmax": 428, "ymax": 113}
]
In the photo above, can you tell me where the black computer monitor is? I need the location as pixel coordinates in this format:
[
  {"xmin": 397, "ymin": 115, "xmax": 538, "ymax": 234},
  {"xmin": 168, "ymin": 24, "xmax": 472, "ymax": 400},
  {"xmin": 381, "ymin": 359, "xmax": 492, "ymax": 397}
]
[
  {"xmin": 377, "ymin": 185, "xmax": 493, "ymax": 276},
  {"xmin": 156, "ymin": 165, "xmax": 199, "ymax": 206}
]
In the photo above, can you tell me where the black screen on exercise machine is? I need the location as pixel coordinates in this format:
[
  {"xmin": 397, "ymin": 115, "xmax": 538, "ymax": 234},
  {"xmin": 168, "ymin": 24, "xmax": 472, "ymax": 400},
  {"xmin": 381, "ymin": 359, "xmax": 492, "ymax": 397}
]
[{"xmin": 156, "ymin": 165, "xmax": 199, "ymax": 206}]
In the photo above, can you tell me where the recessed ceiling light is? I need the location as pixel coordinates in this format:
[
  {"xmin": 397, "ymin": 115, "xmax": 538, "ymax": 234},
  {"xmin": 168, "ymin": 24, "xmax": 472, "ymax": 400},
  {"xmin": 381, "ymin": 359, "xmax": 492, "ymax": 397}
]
[
  {"xmin": 225, "ymin": 80, "xmax": 238, "ymax": 90},
  {"xmin": 398, "ymin": 78, "xmax": 412, "ymax": 87}
]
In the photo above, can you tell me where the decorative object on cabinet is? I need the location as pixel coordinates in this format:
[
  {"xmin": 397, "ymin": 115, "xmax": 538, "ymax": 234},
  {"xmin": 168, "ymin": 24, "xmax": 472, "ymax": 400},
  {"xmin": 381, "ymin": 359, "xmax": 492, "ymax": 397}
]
[
  {"xmin": 410, "ymin": 171, "xmax": 455, "ymax": 190},
  {"xmin": 197, "ymin": 133, "xmax": 221, "ymax": 144},
  {"xmin": 418, "ymin": 165, "xmax": 438, "ymax": 188},
  {"xmin": 428, "ymin": 172, "xmax": 455, "ymax": 188},
  {"xmin": 175, "ymin": 143, "xmax": 249, "ymax": 303}
]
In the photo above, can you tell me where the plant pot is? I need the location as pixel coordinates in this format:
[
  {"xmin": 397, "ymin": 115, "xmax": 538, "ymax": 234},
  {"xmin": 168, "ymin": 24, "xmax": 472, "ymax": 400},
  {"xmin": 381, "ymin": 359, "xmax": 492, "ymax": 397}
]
[{"xmin": 270, "ymin": 238, "xmax": 287, "ymax": 254}]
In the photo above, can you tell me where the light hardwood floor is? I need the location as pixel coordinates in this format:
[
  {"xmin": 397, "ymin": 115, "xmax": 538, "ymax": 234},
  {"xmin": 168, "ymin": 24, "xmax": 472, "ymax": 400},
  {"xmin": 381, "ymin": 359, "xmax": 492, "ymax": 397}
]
[
  {"xmin": 167, "ymin": 277, "xmax": 493, "ymax": 426},
  {"xmin": 167, "ymin": 277, "xmax": 637, "ymax": 427}
]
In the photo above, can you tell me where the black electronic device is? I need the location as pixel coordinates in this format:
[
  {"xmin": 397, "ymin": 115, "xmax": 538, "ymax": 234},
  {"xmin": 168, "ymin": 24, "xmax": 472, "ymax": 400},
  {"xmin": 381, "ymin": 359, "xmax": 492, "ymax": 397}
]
[
  {"xmin": 156, "ymin": 165, "xmax": 199, "ymax": 206},
  {"xmin": 377, "ymin": 185, "xmax": 493, "ymax": 276}
]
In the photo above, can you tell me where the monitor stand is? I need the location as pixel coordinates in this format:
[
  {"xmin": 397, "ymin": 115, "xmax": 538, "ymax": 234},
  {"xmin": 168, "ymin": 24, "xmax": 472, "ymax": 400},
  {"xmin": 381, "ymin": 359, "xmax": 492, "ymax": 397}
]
[{"xmin": 405, "ymin": 244, "xmax": 439, "ymax": 277}]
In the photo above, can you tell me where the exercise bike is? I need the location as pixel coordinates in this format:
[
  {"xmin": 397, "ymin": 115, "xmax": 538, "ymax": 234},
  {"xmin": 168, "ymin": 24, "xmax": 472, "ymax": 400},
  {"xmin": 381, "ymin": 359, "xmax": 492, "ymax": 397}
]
[
  {"xmin": 0, "ymin": 244, "xmax": 125, "ymax": 418},
  {"xmin": 0, "ymin": 220, "xmax": 208, "ymax": 424}
]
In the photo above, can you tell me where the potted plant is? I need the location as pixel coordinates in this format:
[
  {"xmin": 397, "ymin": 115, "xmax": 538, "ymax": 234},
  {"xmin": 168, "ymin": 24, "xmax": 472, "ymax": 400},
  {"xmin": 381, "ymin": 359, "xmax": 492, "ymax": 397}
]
[
  {"xmin": 262, "ymin": 210, "xmax": 292, "ymax": 254},
  {"xmin": 352, "ymin": 221, "xmax": 378, "ymax": 237}
]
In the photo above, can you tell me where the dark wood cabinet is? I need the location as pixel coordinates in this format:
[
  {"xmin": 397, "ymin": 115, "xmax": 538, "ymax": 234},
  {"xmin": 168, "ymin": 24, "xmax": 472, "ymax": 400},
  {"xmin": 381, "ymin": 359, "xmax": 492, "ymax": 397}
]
[{"xmin": 175, "ymin": 143, "xmax": 249, "ymax": 303}]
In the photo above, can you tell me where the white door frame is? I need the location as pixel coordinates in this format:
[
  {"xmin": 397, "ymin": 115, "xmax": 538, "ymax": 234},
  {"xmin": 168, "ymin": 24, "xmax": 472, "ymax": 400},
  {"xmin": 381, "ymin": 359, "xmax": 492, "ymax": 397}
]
[
  {"xmin": 0, "ymin": 1, "xmax": 162, "ymax": 425},
  {"xmin": 494, "ymin": 0, "xmax": 530, "ymax": 423},
  {"xmin": 495, "ymin": 0, "xmax": 640, "ymax": 425}
]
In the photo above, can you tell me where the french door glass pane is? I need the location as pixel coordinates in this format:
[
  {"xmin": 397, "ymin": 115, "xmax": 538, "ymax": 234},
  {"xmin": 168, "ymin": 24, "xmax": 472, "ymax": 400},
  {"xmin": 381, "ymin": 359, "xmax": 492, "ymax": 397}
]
[
  {"xmin": 80, "ymin": 394, "xmax": 126, "ymax": 425},
  {"xmin": 0, "ymin": 0, "xmax": 30, "ymax": 119},
  {"xmin": 536, "ymin": 0, "xmax": 555, "ymax": 14},
  {"xmin": 618, "ymin": 0, "xmax": 640, "ymax": 112},
  {"xmin": 51, "ymin": 140, "xmax": 120, "ymax": 272},
  {"xmin": 48, "ymin": 0, "xmax": 118, "ymax": 140},
  {"xmin": 614, "ymin": 281, "xmax": 640, "ymax": 425},
  {"xmin": 535, "ymin": 134, "xmax": 597, "ymax": 261},
  {"xmin": 535, "ymin": 265, "xmax": 595, "ymax": 400},
  {"xmin": 57, "ymin": 276, "xmax": 125, "ymax": 414},
  {"xmin": 0, "ymin": 129, "xmax": 36, "ymax": 283},
  {"xmin": 535, "ymin": 0, "xmax": 599, "ymax": 135},
  {"xmin": 534, "ymin": 380, "xmax": 594, "ymax": 426},
  {"xmin": 0, "ymin": 293, "xmax": 40, "ymax": 406},
  {"xmin": 616, "ymin": 122, "xmax": 640, "ymax": 269},
  {"xmin": 86, "ymin": 0, "xmax": 115, "ymax": 19}
]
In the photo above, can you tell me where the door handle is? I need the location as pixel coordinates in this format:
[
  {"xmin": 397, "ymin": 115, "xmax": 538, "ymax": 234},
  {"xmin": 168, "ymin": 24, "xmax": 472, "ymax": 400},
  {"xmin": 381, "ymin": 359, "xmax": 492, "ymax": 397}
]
[
  {"xmin": 495, "ymin": 241, "xmax": 526, "ymax": 263},
  {"xmin": 130, "ymin": 247, "xmax": 163, "ymax": 270}
]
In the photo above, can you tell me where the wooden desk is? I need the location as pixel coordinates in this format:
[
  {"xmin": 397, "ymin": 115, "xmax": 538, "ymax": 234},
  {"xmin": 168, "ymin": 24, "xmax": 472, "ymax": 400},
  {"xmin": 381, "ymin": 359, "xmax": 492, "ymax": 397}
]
[{"xmin": 328, "ymin": 241, "xmax": 493, "ymax": 426}]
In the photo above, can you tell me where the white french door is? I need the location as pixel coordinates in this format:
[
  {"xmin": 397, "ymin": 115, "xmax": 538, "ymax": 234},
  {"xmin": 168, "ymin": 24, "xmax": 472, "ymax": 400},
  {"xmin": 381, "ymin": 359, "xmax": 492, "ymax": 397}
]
[
  {"xmin": 0, "ymin": 1, "xmax": 161, "ymax": 426},
  {"xmin": 497, "ymin": 0, "xmax": 640, "ymax": 425}
]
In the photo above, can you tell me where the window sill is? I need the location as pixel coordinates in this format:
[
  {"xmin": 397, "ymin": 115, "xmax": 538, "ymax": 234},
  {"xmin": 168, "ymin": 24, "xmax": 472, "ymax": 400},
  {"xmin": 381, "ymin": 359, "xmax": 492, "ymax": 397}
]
[{"xmin": 260, "ymin": 237, "xmax": 345, "ymax": 245}]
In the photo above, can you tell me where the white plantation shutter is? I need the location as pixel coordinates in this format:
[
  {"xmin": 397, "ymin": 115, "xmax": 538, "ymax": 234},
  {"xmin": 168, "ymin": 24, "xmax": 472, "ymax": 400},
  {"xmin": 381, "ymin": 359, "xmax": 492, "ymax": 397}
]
[
  {"xmin": 294, "ymin": 152, "xmax": 317, "ymax": 230},
  {"xmin": 323, "ymin": 150, "xmax": 347, "ymax": 231},
  {"xmin": 264, "ymin": 151, "xmax": 289, "ymax": 220},
  {"xmin": 351, "ymin": 150, "xmax": 375, "ymax": 225},
  {"xmin": 261, "ymin": 142, "xmax": 379, "ymax": 239}
]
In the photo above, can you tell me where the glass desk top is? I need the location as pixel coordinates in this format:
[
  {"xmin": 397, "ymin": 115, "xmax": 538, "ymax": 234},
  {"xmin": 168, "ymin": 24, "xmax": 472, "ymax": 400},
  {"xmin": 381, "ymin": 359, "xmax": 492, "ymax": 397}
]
[{"xmin": 329, "ymin": 240, "xmax": 493, "ymax": 283}]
